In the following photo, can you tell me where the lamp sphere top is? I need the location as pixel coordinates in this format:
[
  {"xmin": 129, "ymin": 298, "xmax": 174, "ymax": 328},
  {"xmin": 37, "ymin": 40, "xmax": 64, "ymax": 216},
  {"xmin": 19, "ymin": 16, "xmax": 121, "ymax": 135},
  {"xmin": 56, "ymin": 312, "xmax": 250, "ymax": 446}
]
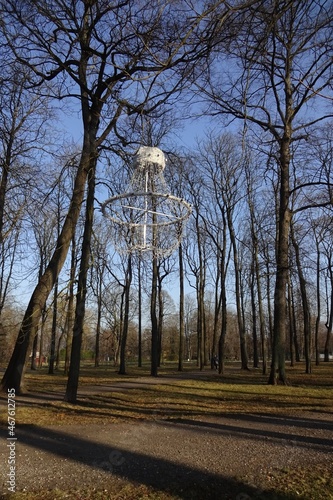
[{"xmin": 133, "ymin": 146, "xmax": 166, "ymax": 173}]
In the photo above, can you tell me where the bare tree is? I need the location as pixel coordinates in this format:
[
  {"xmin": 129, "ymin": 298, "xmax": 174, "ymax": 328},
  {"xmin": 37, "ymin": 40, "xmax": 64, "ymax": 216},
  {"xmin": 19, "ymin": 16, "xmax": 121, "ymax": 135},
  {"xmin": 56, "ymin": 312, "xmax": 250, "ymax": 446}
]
[
  {"xmin": 196, "ymin": 133, "xmax": 249, "ymax": 370},
  {"xmin": 0, "ymin": 62, "xmax": 50, "ymax": 321},
  {"xmin": 197, "ymin": 0, "xmax": 333, "ymax": 383},
  {"xmin": 290, "ymin": 221, "xmax": 312, "ymax": 373},
  {"xmin": 0, "ymin": 0, "xmax": 232, "ymax": 395}
]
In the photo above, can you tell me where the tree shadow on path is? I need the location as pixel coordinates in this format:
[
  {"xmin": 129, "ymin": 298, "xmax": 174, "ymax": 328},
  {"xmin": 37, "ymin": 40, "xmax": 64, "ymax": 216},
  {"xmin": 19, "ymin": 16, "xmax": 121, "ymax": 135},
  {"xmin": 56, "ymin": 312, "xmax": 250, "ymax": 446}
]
[
  {"xmin": 0, "ymin": 424, "xmax": 293, "ymax": 500},
  {"xmin": 160, "ymin": 416, "xmax": 333, "ymax": 453}
]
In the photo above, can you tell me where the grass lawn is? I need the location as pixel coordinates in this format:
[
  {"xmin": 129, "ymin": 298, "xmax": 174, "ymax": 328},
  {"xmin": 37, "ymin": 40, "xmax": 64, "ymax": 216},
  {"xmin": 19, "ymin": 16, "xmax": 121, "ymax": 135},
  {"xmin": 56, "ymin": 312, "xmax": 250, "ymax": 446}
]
[{"xmin": 1, "ymin": 361, "xmax": 332, "ymax": 499}]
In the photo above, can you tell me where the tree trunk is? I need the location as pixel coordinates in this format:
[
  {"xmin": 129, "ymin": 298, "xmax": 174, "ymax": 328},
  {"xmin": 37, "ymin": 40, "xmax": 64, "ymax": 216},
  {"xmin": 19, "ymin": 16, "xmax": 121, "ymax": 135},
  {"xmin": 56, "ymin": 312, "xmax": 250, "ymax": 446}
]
[
  {"xmin": 178, "ymin": 243, "xmax": 184, "ymax": 371},
  {"xmin": 218, "ymin": 276, "xmax": 227, "ymax": 375},
  {"xmin": 30, "ymin": 333, "xmax": 38, "ymax": 371},
  {"xmin": 48, "ymin": 279, "xmax": 58, "ymax": 374},
  {"xmin": 288, "ymin": 275, "xmax": 295, "ymax": 367},
  {"xmin": 64, "ymin": 236, "xmax": 76, "ymax": 375},
  {"xmin": 227, "ymin": 210, "xmax": 248, "ymax": 370},
  {"xmin": 151, "ymin": 253, "xmax": 159, "ymax": 377},
  {"xmin": 250, "ymin": 259, "xmax": 259, "ymax": 368},
  {"xmin": 64, "ymin": 155, "xmax": 96, "ymax": 403},
  {"xmin": 119, "ymin": 254, "xmax": 132, "ymax": 375},
  {"xmin": 157, "ymin": 272, "xmax": 164, "ymax": 367},
  {"xmin": 211, "ymin": 252, "xmax": 221, "ymax": 368},
  {"xmin": 268, "ymin": 136, "xmax": 291, "ymax": 385},
  {"xmin": 315, "ymin": 239, "xmax": 321, "ymax": 366},
  {"xmin": 38, "ymin": 306, "xmax": 47, "ymax": 369},
  {"xmin": 197, "ymin": 276, "xmax": 205, "ymax": 370},
  {"xmin": 138, "ymin": 257, "xmax": 142, "ymax": 368},
  {"xmin": 95, "ymin": 294, "xmax": 102, "ymax": 368},
  {"xmin": 264, "ymin": 246, "xmax": 274, "ymax": 353},
  {"xmin": 56, "ymin": 328, "xmax": 65, "ymax": 370},
  {"xmin": 247, "ymin": 173, "xmax": 266, "ymax": 374},
  {"xmin": 291, "ymin": 224, "xmax": 312, "ymax": 374},
  {"xmin": 0, "ymin": 145, "xmax": 91, "ymax": 393},
  {"xmin": 324, "ymin": 263, "xmax": 333, "ymax": 362}
]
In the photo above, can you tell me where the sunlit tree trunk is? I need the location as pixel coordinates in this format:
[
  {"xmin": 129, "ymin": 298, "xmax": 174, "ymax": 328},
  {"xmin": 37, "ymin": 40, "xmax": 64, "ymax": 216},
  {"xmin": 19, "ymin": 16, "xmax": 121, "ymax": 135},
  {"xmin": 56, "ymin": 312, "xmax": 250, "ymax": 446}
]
[{"xmin": 65, "ymin": 155, "xmax": 96, "ymax": 403}]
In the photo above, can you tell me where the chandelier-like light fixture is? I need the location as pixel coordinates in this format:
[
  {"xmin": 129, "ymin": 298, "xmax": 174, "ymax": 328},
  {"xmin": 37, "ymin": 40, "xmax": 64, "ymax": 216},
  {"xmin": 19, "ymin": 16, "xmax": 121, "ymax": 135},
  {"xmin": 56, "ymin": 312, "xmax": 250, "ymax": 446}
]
[{"xmin": 101, "ymin": 146, "xmax": 191, "ymax": 257}]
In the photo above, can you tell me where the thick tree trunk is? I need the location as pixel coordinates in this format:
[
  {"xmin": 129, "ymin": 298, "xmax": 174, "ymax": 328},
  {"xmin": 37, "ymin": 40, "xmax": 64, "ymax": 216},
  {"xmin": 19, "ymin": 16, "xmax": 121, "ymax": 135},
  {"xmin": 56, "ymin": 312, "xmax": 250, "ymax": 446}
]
[
  {"xmin": 269, "ymin": 137, "xmax": 291, "ymax": 385},
  {"xmin": 0, "ymin": 146, "xmax": 91, "ymax": 394},
  {"xmin": 64, "ymin": 157, "xmax": 96, "ymax": 403}
]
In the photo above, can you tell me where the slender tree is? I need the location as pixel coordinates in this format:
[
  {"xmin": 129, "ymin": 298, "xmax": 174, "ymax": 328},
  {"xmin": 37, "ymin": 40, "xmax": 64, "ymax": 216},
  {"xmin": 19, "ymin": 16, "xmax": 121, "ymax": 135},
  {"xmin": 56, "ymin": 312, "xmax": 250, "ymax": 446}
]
[{"xmin": 197, "ymin": 0, "xmax": 333, "ymax": 383}]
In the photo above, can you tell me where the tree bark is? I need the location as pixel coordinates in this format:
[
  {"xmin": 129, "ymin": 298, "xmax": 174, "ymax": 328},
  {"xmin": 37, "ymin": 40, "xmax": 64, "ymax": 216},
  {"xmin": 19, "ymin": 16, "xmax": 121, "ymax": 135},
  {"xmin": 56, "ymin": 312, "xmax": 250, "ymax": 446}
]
[
  {"xmin": 227, "ymin": 209, "xmax": 249, "ymax": 370},
  {"xmin": 119, "ymin": 254, "xmax": 132, "ymax": 375},
  {"xmin": 268, "ymin": 136, "xmax": 291, "ymax": 385},
  {"xmin": 178, "ymin": 243, "xmax": 185, "ymax": 371},
  {"xmin": 315, "ymin": 237, "xmax": 321, "ymax": 366},
  {"xmin": 64, "ymin": 235, "xmax": 76, "ymax": 375},
  {"xmin": 157, "ymin": 271, "xmax": 164, "ymax": 367},
  {"xmin": 250, "ymin": 260, "xmax": 259, "ymax": 368},
  {"xmin": 287, "ymin": 275, "xmax": 295, "ymax": 367},
  {"xmin": 151, "ymin": 253, "xmax": 159, "ymax": 377},
  {"xmin": 291, "ymin": 223, "xmax": 312, "ymax": 374},
  {"xmin": 48, "ymin": 279, "xmax": 58, "ymax": 375},
  {"xmin": 138, "ymin": 257, "xmax": 142, "ymax": 368},
  {"xmin": 95, "ymin": 293, "xmax": 102, "ymax": 368},
  {"xmin": 64, "ymin": 154, "xmax": 96, "ymax": 403},
  {"xmin": 324, "ymin": 261, "xmax": 333, "ymax": 362}
]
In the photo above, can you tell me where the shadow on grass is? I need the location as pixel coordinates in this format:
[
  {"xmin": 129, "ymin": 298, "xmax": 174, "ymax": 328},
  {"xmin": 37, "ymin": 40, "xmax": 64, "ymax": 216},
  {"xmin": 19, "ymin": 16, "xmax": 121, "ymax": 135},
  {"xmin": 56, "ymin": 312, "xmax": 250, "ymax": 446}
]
[{"xmin": 1, "ymin": 424, "xmax": 294, "ymax": 500}]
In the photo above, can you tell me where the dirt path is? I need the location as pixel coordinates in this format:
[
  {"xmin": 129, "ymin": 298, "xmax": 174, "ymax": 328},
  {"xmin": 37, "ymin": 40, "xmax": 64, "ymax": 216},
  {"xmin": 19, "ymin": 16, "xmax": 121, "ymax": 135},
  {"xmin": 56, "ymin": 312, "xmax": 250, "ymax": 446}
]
[{"xmin": 1, "ymin": 373, "xmax": 333, "ymax": 499}]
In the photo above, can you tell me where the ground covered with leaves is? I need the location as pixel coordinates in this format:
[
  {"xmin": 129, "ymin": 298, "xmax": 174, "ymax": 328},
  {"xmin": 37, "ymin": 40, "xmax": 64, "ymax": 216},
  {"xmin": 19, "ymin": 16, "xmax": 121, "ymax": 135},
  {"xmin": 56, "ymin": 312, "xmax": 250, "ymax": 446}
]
[{"xmin": 0, "ymin": 363, "xmax": 332, "ymax": 499}]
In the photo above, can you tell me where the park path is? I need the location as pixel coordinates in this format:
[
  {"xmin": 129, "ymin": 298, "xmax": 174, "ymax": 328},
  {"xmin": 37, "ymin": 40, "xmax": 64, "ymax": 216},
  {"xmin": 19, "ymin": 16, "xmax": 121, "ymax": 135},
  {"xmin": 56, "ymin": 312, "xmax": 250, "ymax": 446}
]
[
  {"xmin": 1, "ymin": 398, "xmax": 333, "ymax": 498},
  {"xmin": 1, "ymin": 370, "xmax": 333, "ymax": 499}
]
